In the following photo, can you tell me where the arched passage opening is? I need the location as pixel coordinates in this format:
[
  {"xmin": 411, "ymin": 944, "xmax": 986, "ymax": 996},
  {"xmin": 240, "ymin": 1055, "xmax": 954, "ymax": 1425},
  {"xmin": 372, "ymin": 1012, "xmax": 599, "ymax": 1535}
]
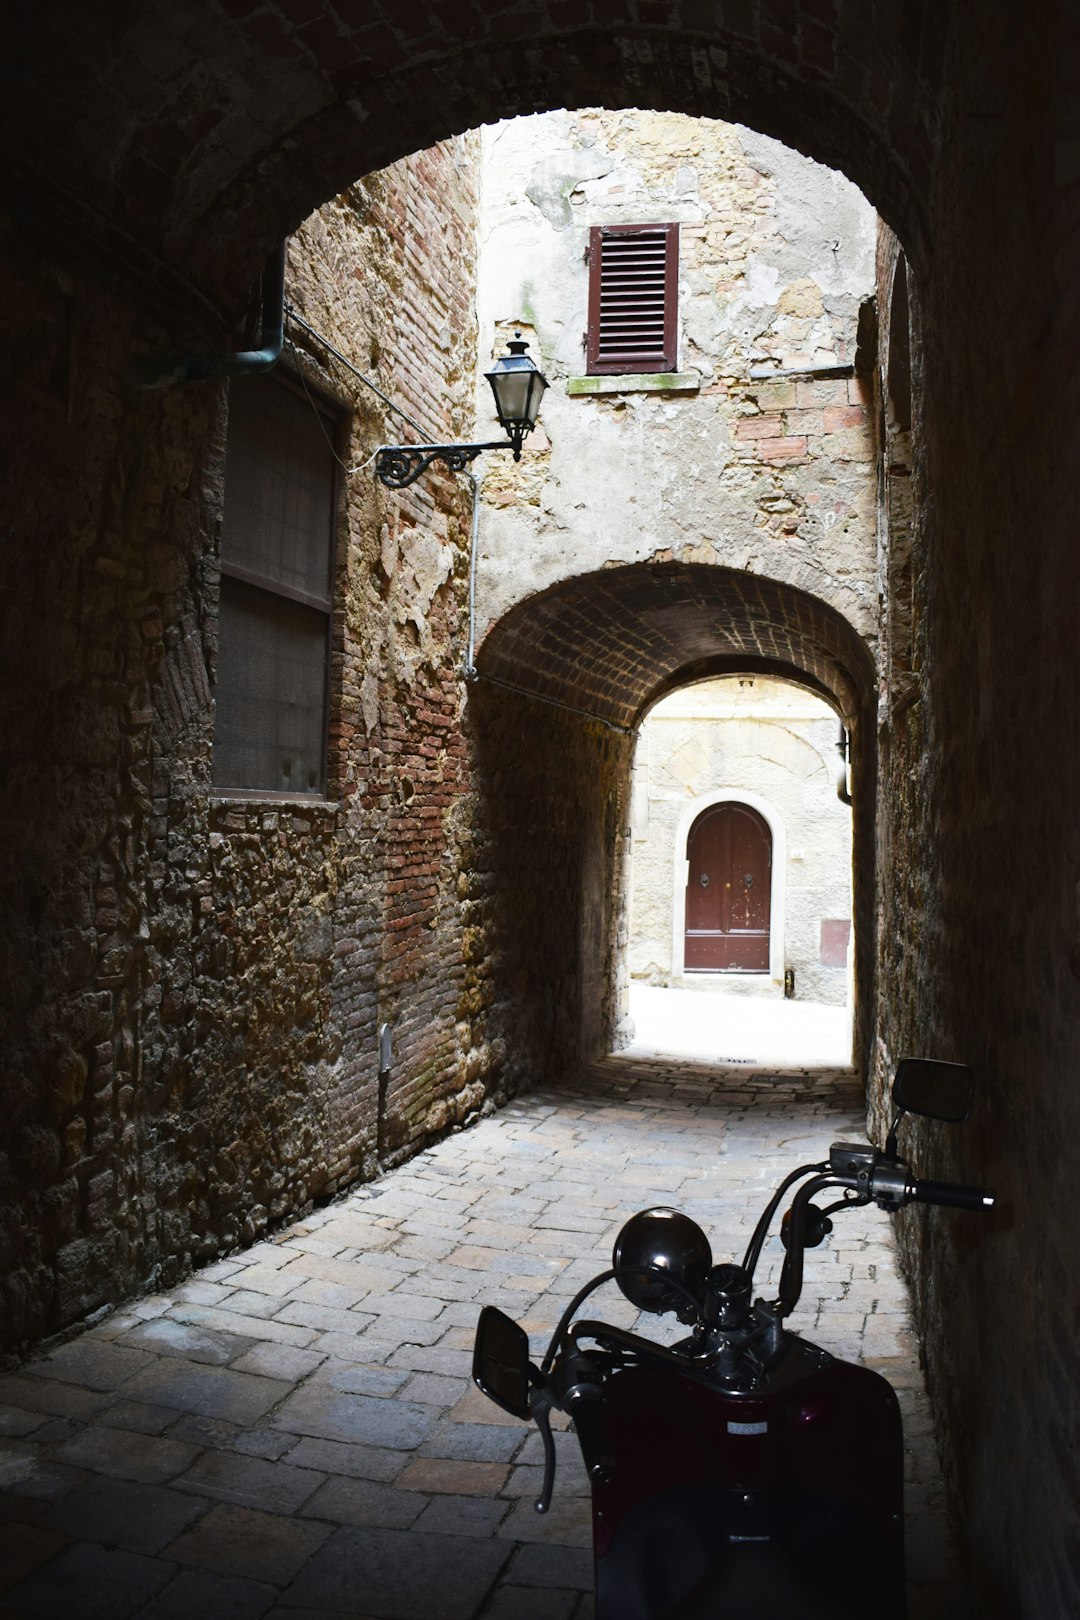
[
  {"xmin": 625, "ymin": 674, "xmax": 855, "ymax": 1066},
  {"xmin": 472, "ymin": 560, "xmax": 874, "ymax": 1078}
]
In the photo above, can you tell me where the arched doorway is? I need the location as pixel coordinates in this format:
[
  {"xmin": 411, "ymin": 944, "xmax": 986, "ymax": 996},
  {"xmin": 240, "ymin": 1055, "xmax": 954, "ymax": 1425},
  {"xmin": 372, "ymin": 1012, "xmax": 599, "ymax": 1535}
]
[{"xmin": 684, "ymin": 800, "xmax": 772, "ymax": 972}]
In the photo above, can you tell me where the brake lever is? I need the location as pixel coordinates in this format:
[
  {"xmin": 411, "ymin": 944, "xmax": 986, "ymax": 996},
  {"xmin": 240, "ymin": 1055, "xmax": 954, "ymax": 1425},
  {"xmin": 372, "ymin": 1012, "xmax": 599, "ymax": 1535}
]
[{"xmin": 529, "ymin": 1381, "xmax": 557, "ymax": 1514}]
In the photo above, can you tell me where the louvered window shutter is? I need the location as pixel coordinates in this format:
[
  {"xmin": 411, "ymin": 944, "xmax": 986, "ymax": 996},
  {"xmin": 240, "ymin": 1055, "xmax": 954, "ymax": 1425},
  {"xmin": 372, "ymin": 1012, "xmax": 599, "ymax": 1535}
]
[{"xmin": 587, "ymin": 223, "xmax": 679, "ymax": 375}]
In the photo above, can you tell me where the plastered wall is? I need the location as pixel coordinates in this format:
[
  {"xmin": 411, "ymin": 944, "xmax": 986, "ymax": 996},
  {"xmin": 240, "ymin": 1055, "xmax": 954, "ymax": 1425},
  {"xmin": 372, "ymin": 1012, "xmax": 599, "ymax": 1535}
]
[{"xmin": 472, "ymin": 108, "xmax": 878, "ymax": 657}]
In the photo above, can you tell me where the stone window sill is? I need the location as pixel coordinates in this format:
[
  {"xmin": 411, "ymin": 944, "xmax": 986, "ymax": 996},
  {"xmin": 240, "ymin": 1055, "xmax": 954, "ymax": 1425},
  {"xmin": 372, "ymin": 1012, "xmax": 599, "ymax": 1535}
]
[
  {"xmin": 209, "ymin": 791, "xmax": 337, "ymax": 809},
  {"xmin": 567, "ymin": 372, "xmax": 701, "ymax": 397}
]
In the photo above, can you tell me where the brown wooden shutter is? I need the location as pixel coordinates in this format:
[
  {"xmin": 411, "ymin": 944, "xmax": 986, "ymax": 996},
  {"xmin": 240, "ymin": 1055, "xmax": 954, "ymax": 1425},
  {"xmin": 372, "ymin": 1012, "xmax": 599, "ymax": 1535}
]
[{"xmin": 586, "ymin": 223, "xmax": 678, "ymax": 375}]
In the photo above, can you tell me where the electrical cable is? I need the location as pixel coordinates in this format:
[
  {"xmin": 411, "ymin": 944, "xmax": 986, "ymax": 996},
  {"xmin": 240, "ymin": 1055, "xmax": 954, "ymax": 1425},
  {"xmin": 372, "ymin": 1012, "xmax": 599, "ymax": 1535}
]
[
  {"xmin": 284, "ymin": 303, "xmax": 434, "ymax": 441},
  {"xmin": 285, "ymin": 333, "xmax": 380, "ymax": 476},
  {"xmin": 465, "ymin": 670, "xmax": 634, "ymax": 736}
]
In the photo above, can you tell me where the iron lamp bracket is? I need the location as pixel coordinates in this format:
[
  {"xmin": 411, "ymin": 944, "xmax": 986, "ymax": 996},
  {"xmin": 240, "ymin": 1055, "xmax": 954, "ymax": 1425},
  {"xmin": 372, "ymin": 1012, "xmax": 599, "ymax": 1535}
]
[{"xmin": 374, "ymin": 434, "xmax": 525, "ymax": 489}]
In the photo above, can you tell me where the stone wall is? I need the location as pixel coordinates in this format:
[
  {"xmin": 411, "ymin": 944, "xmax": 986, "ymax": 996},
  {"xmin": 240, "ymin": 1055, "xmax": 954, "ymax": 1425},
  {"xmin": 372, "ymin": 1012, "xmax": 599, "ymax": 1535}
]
[
  {"xmin": 0, "ymin": 137, "xmax": 514, "ymax": 1358},
  {"xmin": 629, "ymin": 676, "xmax": 852, "ymax": 1004},
  {"xmin": 865, "ymin": 12, "xmax": 1076, "ymax": 1610}
]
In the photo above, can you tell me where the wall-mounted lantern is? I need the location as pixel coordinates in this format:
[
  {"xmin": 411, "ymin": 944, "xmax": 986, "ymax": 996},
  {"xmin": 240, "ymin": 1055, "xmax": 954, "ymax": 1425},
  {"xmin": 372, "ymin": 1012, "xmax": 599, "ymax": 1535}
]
[{"xmin": 374, "ymin": 333, "xmax": 548, "ymax": 489}]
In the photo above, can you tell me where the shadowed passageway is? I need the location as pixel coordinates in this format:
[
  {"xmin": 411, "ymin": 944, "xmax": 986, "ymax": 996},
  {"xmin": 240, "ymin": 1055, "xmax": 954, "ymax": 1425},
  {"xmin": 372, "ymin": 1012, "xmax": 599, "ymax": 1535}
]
[{"xmin": 1, "ymin": 1060, "xmax": 964, "ymax": 1619}]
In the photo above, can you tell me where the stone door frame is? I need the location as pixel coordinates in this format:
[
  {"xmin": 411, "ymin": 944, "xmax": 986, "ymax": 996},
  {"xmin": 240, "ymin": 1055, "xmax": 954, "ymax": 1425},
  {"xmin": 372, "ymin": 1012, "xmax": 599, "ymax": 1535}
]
[{"xmin": 671, "ymin": 788, "xmax": 787, "ymax": 986}]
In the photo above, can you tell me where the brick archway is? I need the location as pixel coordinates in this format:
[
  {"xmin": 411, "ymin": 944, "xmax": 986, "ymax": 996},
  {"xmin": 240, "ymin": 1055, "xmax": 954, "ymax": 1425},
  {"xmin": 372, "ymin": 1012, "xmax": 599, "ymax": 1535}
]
[
  {"xmin": 4, "ymin": 1, "xmax": 948, "ymax": 309},
  {"xmin": 475, "ymin": 561, "xmax": 875, "ymax": 728}
]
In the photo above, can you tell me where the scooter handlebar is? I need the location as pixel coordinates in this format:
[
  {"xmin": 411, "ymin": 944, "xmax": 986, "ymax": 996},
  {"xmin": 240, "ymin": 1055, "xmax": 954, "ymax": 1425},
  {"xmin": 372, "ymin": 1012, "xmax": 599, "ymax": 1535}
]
[
  {"xmin": 552, "ymin": 1350, "xmax": 617, "ymax": 1485},
  {"xmin": 568, "ymin": 1392, "xmax": 616, "ymax": 1485},
  {"xmin": 909, "ymin": 1177, "xmax": 995, "ymax": 1211}
]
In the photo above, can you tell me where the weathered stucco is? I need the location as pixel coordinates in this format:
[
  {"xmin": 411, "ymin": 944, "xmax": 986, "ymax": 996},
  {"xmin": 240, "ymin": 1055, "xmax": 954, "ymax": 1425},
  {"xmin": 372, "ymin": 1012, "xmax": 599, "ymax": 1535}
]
[{"xmin": 472, "ymin": 109, "xmax": 878, "ymax": 655}]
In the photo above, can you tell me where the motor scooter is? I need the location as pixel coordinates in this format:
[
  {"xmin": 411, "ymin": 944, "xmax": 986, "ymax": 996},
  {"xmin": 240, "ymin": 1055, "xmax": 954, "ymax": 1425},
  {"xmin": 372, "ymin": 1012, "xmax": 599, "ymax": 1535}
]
[{"xmin": 473, "ymin": 1058, "xmax": 995, "ymax": 1620}]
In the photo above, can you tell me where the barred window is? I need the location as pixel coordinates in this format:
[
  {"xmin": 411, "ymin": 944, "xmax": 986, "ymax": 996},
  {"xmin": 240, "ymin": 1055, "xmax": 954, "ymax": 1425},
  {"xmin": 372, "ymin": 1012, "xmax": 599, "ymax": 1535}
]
[
  {"xmin": 212, "ymin": 374, "xmax": 337, "ymax": 796},
  {"xmin": 586, "ymin": 223, "xmax": 679, "ymax": 375}
]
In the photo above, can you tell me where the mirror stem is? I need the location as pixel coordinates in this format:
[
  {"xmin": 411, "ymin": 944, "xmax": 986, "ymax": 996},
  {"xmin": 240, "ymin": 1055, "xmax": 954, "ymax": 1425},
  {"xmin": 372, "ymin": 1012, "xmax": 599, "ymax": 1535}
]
[{"xmin": 884, "ymin": 1112, "xmax": 903, "ymax": 1159}]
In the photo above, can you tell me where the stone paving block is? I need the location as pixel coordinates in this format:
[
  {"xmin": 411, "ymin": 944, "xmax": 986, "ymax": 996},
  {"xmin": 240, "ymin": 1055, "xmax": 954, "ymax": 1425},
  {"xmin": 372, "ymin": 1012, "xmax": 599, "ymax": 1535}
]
[
  {"xmin": 353, "ymin": 1291, "xmax": 446, "ymax": 1322},
  {"xmin": 169, "ymin": 1279, "xmax": 239, "ymax": 1308},
  {"xmin": 41, "ymin": 1474, "xmax": 208, "ymax": 1555},
  {"xmin": 23, "ymin": 1340, "xmax": 156, "ymax": 1395},
  {"xmin": 118, "ymin": 1318, "xmax": 258, "ymax": 1366},
  {"xmin": 398, "ymin": 1372, "xmax": 466, "ymax": 1406},
  {"xmin": 229, "ymin": 1343, "xmax": 328, "ymax": 1383},
  {"xmin": 510, "ymin": 1542, "xmax": 595, "ymax": 1589},
  {"xmin": 163, "ymin": 1503, "xmax": 332, "ymax": 1586},
  {"xmin": 281, "ymin": 1437, "xmax": 405, "ymax": 1483},
  {"xmin": 217, "ymin": 1264, "xmax": 304, "ymax": 1299},
  {"xmin": 311, "ymin": 1363, "xmax": 408, "ymax": 1398},
  {"xmin": 121, "ymin": 1362, "xmax": 291, "ymax": 1427},
  {"xmin": 501, "ymin": 1463, "xmax": 589, "ymax": 1503},
  {"xmin": 394, "ymin": 1457, "xmax": 508, "ymax": 1496},
  {"xmin": 173, "ymin": 1450, "xmax": 325, "ymax": 1514},
  {"xmin": 0, "ymin": 1522, "xmax": 69, "ymax": 1592},
  {"xmin": 299, "ymin": 1474, "xmax": 428, "ymax": 1529},
  {"xmin": 0, "ymin": 1441, "xmax": 89, "ymax": 1502},
  {"xmin": 268, "ymin": 1387, "xmax": 437, "ymax": 1450},
  {"xmin": 233, "ymin": 1243, "xmax": 296, "ymax": 1269},
  {"xmin": 168, "ymin": 1413, "xmax": 298, "ymax": 1461},
  {"xmin": 273, "ymin": 1301, "xmax": 373, "ymax": 1336},
  {"xmin": 211, "ymin": 1289, "xmax": 287, "ymax": 1321},
  {"xmin": 97, "ymin": 1400, "xmax": 182, "ymax": 1437},
  {"xmin": 280, "ymin": 1524, "xmax": 511, "ymax": 1619},
  {"xmin": 0, "ymin": 1377, "xmax": 110, "ymax": 1422},
  {"xmin": 392, "ymin": 1235, "xmax": 459, "ymax": 1264},
  {"xmin": 413, "ymin": 1493, "xmax": 511, "ymax": 1536},
  {"xmin": 444, "ymin": 1244, "xmax": 513, "ymax": 1273},
  {"xmin": 134, "ymin": 1567, "xmax": 279, "ymax": 1620},
  {"xmin": 5, "ymin": 1542, "xmax": 176, "ymax": 1619},
  {"xmin": 192, "ymin": 1260, "xmax": 245, "ymax": 1283},
  {"xmin": 307, "ymin": 1329, "xmax": 396, "ymax": 1362},
  {"xmin": 497, "ymin": 1495, "xmax": 592, "ymax": 1547},
  {"xmin": 169, "ymin": 1303, "xmax": 318, "ymax": 1348},
  {"xmin": 276, "ymin": 1254, "xmax": 411, "ymax": 1292},
  {"xmin": 288, "ymin": 1217, "xmax": 398, "ymax": 1253},
  {"xmin": 50, "ymin": 1426, "xmax": 199, "ymax": 1486},
  {"xmin": 0, "ymin": 1406, "xmax": 45, "ymax": 1439},
  {"xmin": 482, "ymin": 1585, "xmax": 579, "ymax": 1619},
  {"xmin": 448, "ymin": 1385, "xmax": 531, "ymax": 1428},
  {"xmin": 352, "ymin": 1316, "xmax": 445, "ymax": 1348},
  {"xmin": 385, "ymin": 1343, "xmax": 474, "ymax": 1378},
  {"xmin": 419, "ymin": 1420, "xmax": 523, "ymax": 1463},
  {"xmin": 286, "ymin": 1278, "xmax": 364, "ymax": 1311}
]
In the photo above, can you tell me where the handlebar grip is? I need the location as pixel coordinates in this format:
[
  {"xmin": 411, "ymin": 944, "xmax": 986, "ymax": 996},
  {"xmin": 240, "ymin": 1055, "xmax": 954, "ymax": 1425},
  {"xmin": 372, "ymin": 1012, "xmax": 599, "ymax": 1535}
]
[
  {"xmin": 910, "ymin": 1178, "xmax": 995, "ymax": 1211},
  {"xmin": 567, "ymin": 1393, "xmax": 616, "ymax": 1485}
]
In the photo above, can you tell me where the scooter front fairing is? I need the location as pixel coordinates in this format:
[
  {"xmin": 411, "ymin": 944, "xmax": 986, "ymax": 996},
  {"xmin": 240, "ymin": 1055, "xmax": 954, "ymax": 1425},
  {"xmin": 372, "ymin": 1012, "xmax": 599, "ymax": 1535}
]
[{"xmin": 592, "ymin": 1342, "xmax": 904, "ymax": 1620}]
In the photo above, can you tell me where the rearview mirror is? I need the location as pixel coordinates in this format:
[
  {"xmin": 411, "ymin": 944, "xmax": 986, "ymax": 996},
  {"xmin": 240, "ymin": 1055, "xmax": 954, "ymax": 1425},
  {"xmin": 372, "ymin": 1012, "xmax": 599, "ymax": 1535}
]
[
  {"xmin": 473, "ymin": 1306, "xmax": 532, "ymax": 1420},
  {"xmin": 892, "ymin": 1058, "xmax": 973, "ymax": 1123}
]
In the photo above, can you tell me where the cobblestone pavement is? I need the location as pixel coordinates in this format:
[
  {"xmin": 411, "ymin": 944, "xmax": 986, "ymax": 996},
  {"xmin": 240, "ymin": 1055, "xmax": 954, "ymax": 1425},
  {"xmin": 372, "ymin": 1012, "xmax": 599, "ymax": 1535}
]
[{"xmin": 1, "ymin": 1057, "xmax": 968, "ymax": 1619}]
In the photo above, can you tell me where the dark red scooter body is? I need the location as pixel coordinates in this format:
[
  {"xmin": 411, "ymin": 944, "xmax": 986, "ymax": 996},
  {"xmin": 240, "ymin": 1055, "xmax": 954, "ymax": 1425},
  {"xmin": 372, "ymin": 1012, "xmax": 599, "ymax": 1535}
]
[{"xmin": 591, "ymin": 1338, "xmax": 905, "ymax": 1620}]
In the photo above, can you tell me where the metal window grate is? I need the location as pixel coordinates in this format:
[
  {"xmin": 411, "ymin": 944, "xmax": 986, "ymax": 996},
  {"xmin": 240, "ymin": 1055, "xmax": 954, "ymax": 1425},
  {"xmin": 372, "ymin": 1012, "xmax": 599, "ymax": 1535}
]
[
  {"xmin": 587, "ymin": 223, "xmax": 679, "ymax": 375},
  {"xmin": 212, "ymin": 375, "xmax": 337, "ymax": 795}
]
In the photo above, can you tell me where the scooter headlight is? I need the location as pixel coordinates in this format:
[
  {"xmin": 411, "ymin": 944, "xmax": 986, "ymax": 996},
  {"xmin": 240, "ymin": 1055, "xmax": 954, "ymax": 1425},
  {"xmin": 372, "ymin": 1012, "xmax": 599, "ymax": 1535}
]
[{"xmin": 612, "ymin": 1208, "xmax": 712, "ymax": 1321}]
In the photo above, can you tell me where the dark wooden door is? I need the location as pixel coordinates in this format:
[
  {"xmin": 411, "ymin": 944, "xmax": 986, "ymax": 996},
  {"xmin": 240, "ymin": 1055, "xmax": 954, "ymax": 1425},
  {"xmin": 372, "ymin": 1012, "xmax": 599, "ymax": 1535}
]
[{"xmin": 684, "ymin": 802, "xmax": 771, "ymax": 972}]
